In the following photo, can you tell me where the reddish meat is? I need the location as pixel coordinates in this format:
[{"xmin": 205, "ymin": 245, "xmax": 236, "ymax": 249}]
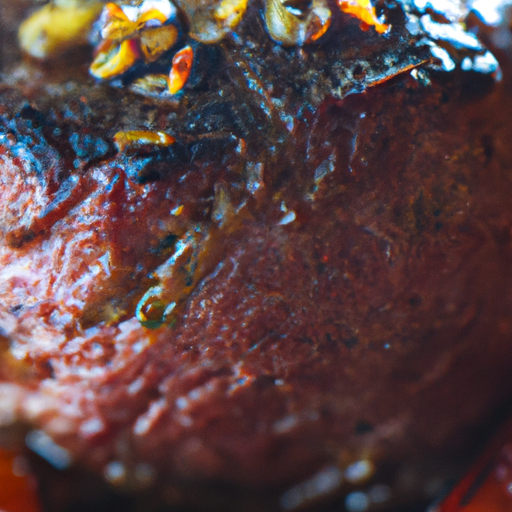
[{"xmin": 1, "ymin": 1, "xmax": 512, "ymax": 511}]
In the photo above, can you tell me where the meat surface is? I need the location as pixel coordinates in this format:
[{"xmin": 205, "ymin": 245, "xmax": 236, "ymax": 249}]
[{"xmin": 1, "ymin": 1, "xmax": 512, "ymax": 510}]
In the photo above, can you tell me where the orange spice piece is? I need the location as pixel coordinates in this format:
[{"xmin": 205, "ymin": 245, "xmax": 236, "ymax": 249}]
[
  {"xmin": 168, "ymin": 46, "xmax": 194, "ymax": 94},
  {"xmin": 338, "ymin": 0, "xmax": 389, "ymax": 34},
  {"xmin": 307, "ymin": 8, "xmax": 332, "ymax": 42},
  {"xmin": 114, "ymin": 130, "xmax": 176, "ymax": 151}
]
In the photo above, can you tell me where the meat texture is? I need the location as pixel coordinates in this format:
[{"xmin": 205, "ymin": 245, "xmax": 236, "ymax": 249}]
[{"xmin": 1, "ymin": 0, "xmax": 512, "ymax": 510}]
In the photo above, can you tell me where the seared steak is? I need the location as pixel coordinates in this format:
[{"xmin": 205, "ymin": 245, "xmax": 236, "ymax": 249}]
[{"xmin": 1, "ymin": 1, "xmax": 512, "ymax": 510}]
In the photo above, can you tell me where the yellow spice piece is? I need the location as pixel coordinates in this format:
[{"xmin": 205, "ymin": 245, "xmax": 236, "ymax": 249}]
[
  {"xmin": 19, "ymin": 0, "xmax": 103, "ymax": 59},
  {"xmin": 264, "ymin": 0, "xmax": 332, "ymax": 46},
  {"xmin": 114, "ymin": 130, "xmax": 176, "ymax": 151},
  {"xmin": 101, "ymin": 2, "xmax": 174, "ymax": 42},
  {"xmin": 140, "ymin": 25, "xmax": 179, "ymax": 62},
  {"xmin": 214, "ymin": 0, "xmax": 248, "ymax": 30},
  {"xmin": 90, "ymin": 39, "xmax": 140, "ymax": 80}
]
